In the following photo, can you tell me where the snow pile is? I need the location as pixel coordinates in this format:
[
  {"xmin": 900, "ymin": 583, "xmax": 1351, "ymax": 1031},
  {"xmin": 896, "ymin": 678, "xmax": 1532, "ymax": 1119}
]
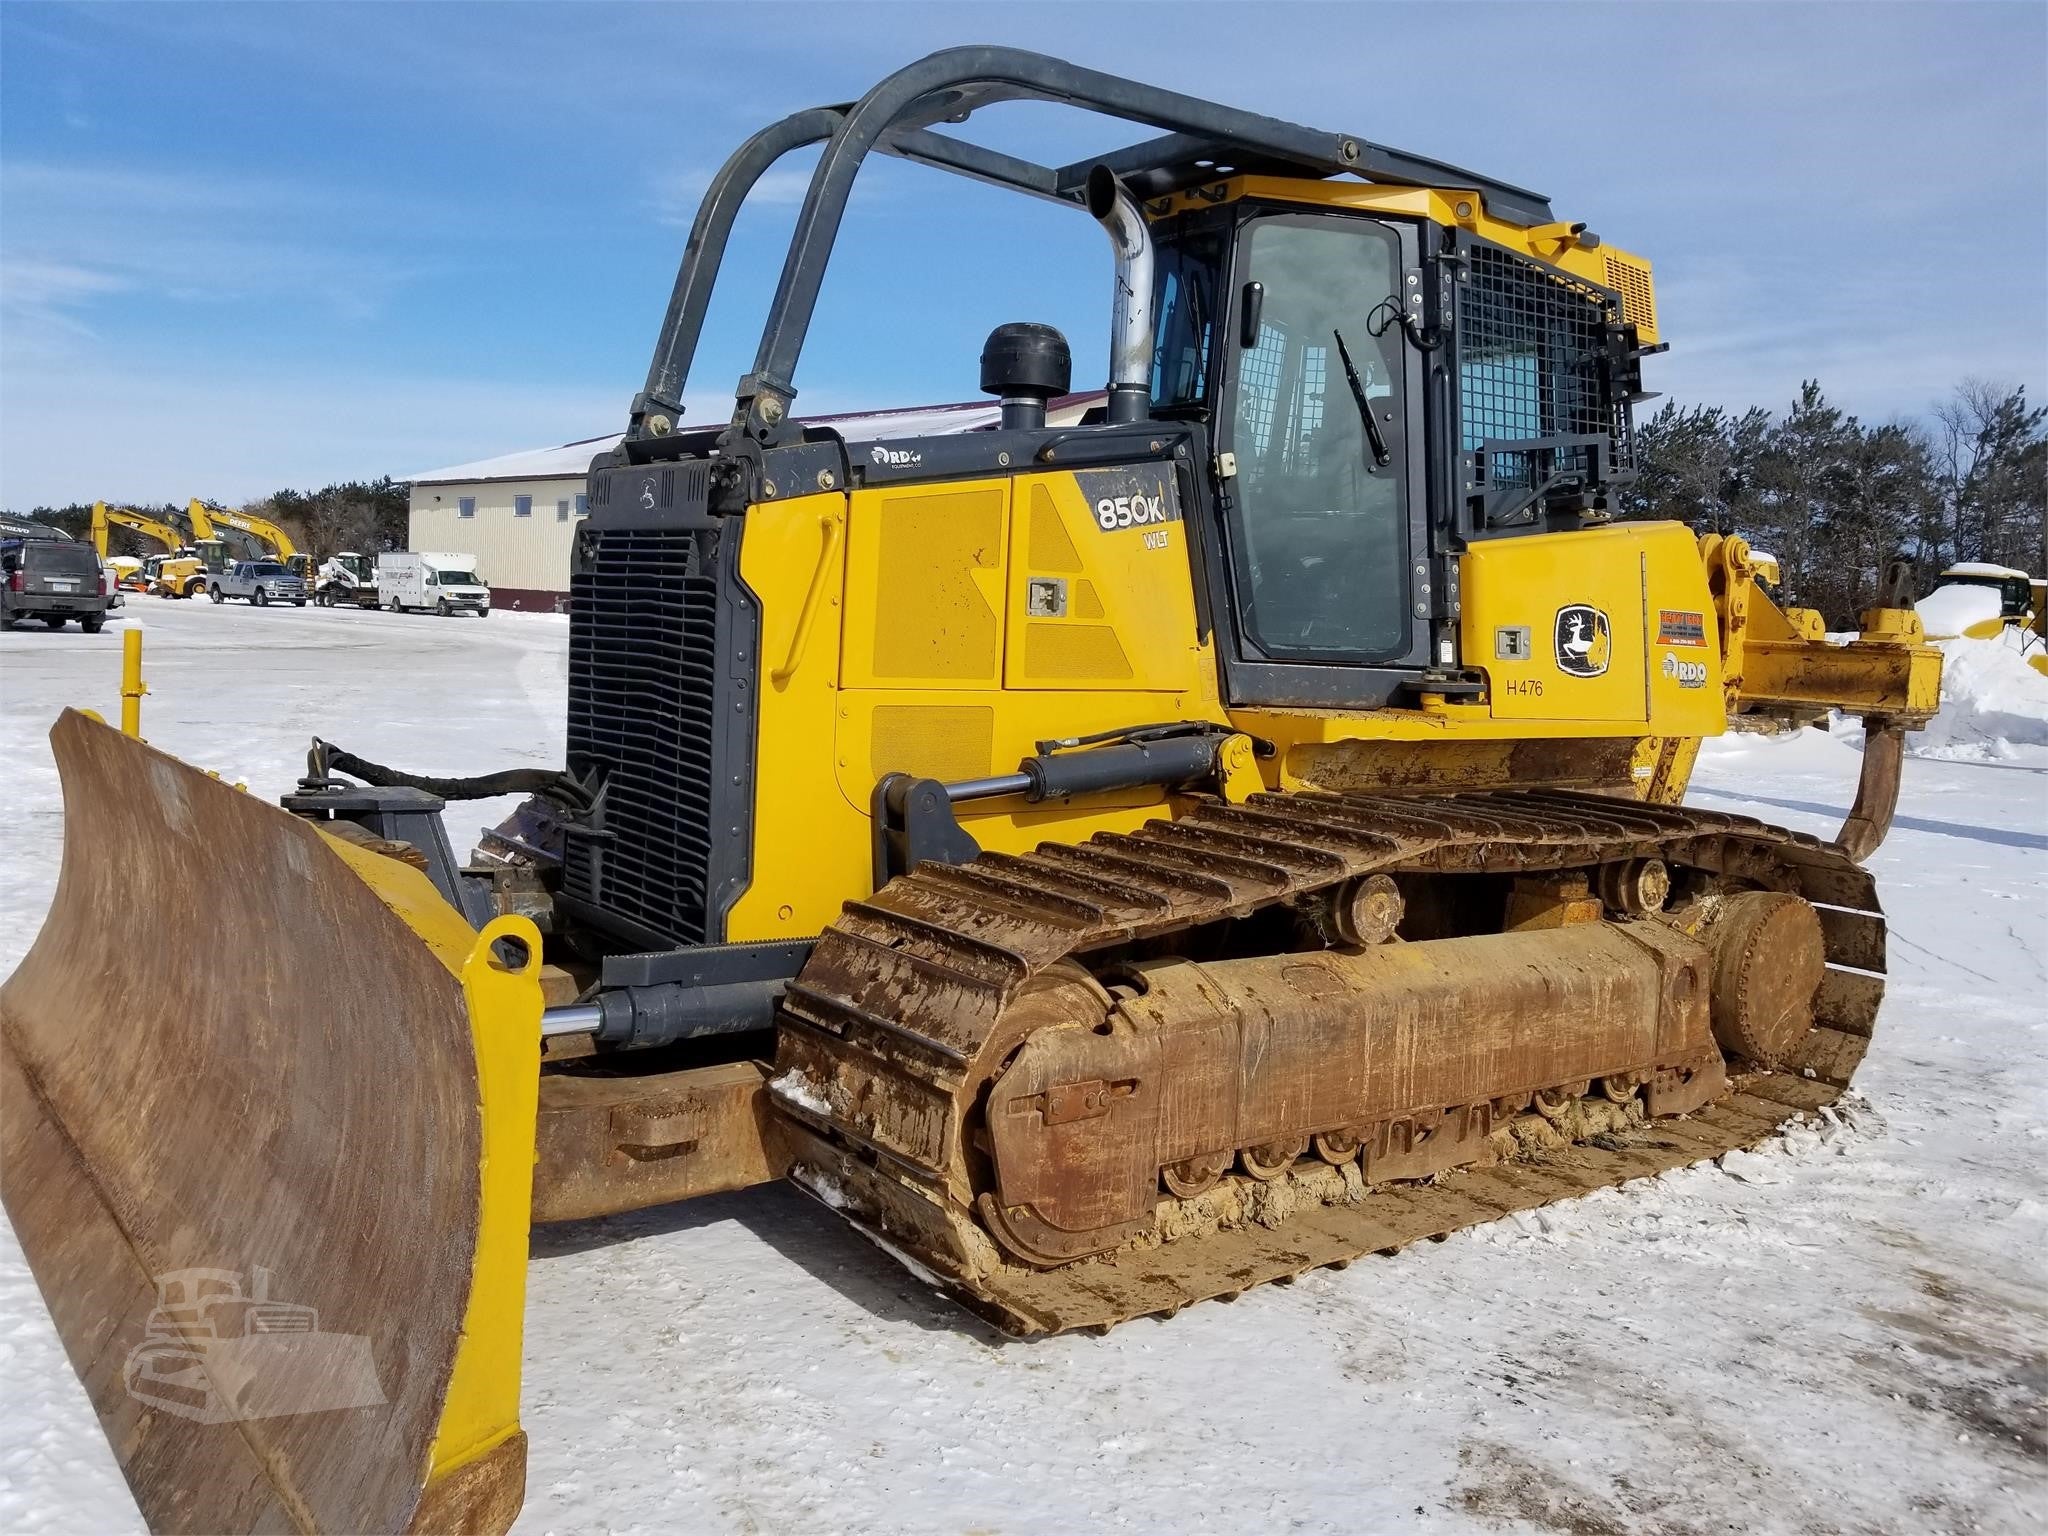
[
  {"xmin": 1915, "ymin": 581, "xmax": 2005, "ymax": 639},
  {"xmin": 1823, "ymin": 583, "xmax": 2048, "ymax": 763},
  {"xmin": 1914, "ymin": 620, "xmax": 2048, "ymax": 763},
  {"xmin": 1716, "ymin": 1095, "xmax": 1882, "ymax": 1183},
  {"xmin": 7, "ymin": 599, "xmax": 2048, "ymax": 1535},
  {"xmin": 1939, "ymin": 559, "xmax": 2029, "ymax": 579}
]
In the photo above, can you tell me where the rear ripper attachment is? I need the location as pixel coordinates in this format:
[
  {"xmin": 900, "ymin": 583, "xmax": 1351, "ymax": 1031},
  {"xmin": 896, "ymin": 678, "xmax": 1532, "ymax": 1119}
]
[{"xmin": 773, "ymin": 790, "xmax": 1882, "ymax": 1335}]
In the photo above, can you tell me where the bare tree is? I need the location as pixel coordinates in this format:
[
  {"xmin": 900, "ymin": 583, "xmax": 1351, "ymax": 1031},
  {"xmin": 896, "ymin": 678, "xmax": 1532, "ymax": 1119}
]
[{"xmin": 1932, "ymin": 379, "xmax": 2046, "ymax": 571}]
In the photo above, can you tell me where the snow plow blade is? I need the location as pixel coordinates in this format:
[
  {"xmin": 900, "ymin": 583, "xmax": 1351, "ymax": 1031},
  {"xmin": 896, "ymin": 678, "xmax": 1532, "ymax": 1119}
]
[{"xmin": 0, "ymin": 710, "xmax": 542, "ymax": 1535}]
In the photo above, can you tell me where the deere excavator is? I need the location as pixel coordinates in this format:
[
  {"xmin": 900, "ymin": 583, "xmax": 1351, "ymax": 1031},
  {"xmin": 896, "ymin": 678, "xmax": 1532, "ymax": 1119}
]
[
  {"xmin": 2, "ymin": 49, "xmax": 1943, "ymax": 1536},
  {"xmin": 188, "ymin": 497, "xmax": 316, "ymax": 585}
]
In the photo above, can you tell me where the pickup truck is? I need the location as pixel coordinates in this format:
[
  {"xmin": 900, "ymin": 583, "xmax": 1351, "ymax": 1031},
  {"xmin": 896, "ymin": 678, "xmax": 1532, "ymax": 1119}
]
[{"xmin": 209, "ymin": 560, "xmax": 308, "ymax": 607}]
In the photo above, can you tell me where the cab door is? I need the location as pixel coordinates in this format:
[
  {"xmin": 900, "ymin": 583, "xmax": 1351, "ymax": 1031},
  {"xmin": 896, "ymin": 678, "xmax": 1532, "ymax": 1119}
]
[{"xmin": 1212, "ymin": 212, "xmax": 1429, "ymax": 707}]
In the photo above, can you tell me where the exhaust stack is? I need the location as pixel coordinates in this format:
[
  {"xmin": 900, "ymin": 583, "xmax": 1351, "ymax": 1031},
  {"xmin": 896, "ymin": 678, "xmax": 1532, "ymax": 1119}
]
[{"xmin": 1084, "ymin": 164, "xmax": 1155, "ymax": 425}]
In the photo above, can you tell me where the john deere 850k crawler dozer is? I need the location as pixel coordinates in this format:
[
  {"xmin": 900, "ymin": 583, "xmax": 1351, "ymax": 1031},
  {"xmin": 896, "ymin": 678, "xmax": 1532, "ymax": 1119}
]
[{"xmin": 2, "ymin": 47, "xmax": 1942, "ymax": 1534}]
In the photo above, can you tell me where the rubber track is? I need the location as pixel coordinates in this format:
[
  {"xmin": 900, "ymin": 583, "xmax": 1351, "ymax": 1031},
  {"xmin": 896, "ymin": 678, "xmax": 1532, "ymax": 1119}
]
[{"xmin": 775, "ymin": 789, "xmax": 1884, "ymax": 1334}]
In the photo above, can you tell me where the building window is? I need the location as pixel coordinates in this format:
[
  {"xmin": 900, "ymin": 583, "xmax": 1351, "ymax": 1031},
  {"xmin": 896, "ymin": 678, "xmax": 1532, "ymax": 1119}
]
[
  {"xmin": 575, "ymin": 493, "xmax": 588, "ymax": 517},
  {"xmin": 514, "ymin": 495, "xmax": 532, "ymax": 518},
  {"xmin": 458, "ymin": 496, "xmax": 476, "ymax": 519},
  {"xmin": 556, "ymin": 499, "xmax": 570, "ymax": 522}
]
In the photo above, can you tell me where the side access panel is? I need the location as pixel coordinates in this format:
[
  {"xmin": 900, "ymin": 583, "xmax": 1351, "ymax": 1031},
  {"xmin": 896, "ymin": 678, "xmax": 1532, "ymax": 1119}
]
[
  {"xmin": 1461, "ymin": 522, "xmax": 1722, "ymax": 732},
  {"xmin": 1002, "ymin": 468, "xmax": 1201, "ymax": 693}
]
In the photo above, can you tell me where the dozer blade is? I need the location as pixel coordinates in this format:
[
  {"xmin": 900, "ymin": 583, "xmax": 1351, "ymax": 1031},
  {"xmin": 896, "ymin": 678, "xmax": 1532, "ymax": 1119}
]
[{"xmin": 1, "ymin": 710, "xmax": 543, "ymax": 1535}]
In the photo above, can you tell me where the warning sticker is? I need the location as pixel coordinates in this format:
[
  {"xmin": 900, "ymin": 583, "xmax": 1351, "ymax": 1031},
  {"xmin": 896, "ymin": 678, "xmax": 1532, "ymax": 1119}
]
[{"xmin": 1656, "ymin": 609, "xmax": 1708, "ymax": 647}]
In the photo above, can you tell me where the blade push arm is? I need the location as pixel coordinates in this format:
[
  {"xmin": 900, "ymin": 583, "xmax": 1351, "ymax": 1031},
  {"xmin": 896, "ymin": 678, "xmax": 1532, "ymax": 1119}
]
[
  {"xmin": 1703, "ymin": 536, "xmax": 1941, "ymax": 858},
  {"xmin": 1706, "ymin": 537, "xmax": 1939, "ymax": 728}
]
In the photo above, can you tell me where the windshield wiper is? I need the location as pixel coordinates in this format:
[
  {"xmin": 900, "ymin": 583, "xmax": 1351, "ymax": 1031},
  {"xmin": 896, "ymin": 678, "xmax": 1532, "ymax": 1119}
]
[{"xmin": 1332, "ymin": 327, "xmax": 1393, "ymax": 469}]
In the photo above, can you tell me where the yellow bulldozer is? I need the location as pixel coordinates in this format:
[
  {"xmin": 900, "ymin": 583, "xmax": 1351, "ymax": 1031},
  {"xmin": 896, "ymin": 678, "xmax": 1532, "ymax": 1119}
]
[{"xmin": 2, "ymin": 48, "xmax": 1943, "ymax": 1535}]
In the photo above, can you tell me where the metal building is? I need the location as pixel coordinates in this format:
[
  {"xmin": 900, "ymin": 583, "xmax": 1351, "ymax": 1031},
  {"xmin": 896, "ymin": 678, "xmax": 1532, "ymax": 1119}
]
[
  {"xmin": 402, "ymin": 435, "xmax": 614, "ymax": 612},
  {"xmin": 403, "ymin": 396, "xmax": 1105, "ymax": 611}
]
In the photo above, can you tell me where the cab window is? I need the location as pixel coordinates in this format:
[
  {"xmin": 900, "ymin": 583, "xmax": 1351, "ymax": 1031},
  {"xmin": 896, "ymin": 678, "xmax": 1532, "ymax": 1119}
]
[
  {"xmin": 1224, "ymin": 216, "xmax": 1408, "ymax": 662},
  {"xmin": 1150, "ymin": 225, "xmax": 1223, "ymax": 410}
]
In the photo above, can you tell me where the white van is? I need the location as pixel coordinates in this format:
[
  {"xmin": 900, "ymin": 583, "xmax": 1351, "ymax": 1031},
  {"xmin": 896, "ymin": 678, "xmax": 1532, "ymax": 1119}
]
[{"xmin": 377, "ymin": 551, "xmax": 490, "ymax": 617}]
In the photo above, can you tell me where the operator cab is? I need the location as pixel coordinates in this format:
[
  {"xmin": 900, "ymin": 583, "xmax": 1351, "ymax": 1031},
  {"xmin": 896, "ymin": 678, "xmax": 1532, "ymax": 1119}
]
[
  {"xmin": 1143, "ymin": 186, "xmax": 1654, "ymax": 706},
  {"xmin": 600, "ymin": 50, "xmax": 1658, "ymax": 714}
]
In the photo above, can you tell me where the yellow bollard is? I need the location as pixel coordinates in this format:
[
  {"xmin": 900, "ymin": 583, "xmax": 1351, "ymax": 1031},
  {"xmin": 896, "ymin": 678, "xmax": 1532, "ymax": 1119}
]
[{"xmin": 120, "ymin": 628, "xmax": 147, "ymax": 738}]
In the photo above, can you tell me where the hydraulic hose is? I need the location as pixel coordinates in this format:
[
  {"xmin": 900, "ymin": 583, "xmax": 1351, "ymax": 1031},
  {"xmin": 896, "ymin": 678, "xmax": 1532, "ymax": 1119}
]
[{"xmin": 310, "ymin": 738, "xmax": 592, "ymax": 811}]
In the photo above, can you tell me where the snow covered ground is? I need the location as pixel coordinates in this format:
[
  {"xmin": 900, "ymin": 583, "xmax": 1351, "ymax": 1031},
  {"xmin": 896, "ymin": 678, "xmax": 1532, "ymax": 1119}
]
[{"xmin": 1, "ymin": 599, "xmax": 2042, "ymax": 1535}]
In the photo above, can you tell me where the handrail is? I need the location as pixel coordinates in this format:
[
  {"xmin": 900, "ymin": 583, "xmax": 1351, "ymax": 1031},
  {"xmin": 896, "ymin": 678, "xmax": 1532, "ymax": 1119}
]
[
  {"xmin": 632, "ymin": 106, "xmax": 848, "ymax": 436},
  {"xmin": 770, "ymin": 511, "xmax": 844, "ymax": 686},
  {"xmin": 630, "ymin": 46, "xmax": 1554, "ymax": 450}
]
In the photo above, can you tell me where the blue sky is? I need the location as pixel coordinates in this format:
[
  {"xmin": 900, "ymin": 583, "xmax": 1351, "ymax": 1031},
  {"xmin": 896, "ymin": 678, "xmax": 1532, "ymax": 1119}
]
[{"xmin": 2, "ymin": 1, "xmax": 2042, "ymax": 509}]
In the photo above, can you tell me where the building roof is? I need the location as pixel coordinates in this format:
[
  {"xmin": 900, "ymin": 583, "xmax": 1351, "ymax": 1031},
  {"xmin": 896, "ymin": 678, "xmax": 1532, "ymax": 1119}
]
[
  {"xmin": 401, "ymin": 434, "xmax": 624, "ymax": 487},
  {"xmin": 399, "ymin": 394, "xmax": 1106, "ymax": 486}
]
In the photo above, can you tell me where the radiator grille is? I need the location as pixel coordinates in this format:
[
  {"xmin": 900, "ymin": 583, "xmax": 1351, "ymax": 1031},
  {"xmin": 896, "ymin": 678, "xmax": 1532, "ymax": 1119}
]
[
  {"xmin": 564, "ymin": 523, "xmax": 724, "ymax": 946},
  {"xmin": 1603, "ymin": 254, "xmax": 1657, "ymax": 337},
  {"xmin": 1458, "ymin": 242, "xmax": 1630, "ymax": 492}
]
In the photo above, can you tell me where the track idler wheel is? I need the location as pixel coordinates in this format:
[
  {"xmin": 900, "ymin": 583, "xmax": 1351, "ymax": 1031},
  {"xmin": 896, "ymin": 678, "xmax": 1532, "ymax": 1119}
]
[
  {"xmin": 1161, "ymin": 1152, "xmax": 1229, "ymax": 1198},
  {"xmin": 1297, "ymin": 873, "xmax": 1406, "ymax": 948},
  {"xmin": 1241, "ymin": 1138, "xmax": 1307, "ymax": 1180},
  {"xmin": 1333, "ymin": 874, "xmax": 1405, "ymax": 946},
  {"xmin": 1313, "ymin": 1128, "xmax": 1364, "ymax": 1164},
  {"xmin": 1600, "ymin": 1071, "xmax": 1646, "ymax": 1103},
  {"xmin": 1709, "ymin": 891, "xmax": 1826, "ymax": 1067},
  {"xmin": 1598, "ymin": 858, "xmax": 1671, "ymax": 916}
]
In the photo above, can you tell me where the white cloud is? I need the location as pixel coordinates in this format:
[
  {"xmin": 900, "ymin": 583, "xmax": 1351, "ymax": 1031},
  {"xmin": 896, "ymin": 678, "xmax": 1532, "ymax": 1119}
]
[
  {"xmin": 0, "ymin": 362, "xmax": 626, "ymax": 508},
  {"xmin": 652, "ymin": 165, "xmax": 822, "ymax": 226},
  {"xmin": 0, "ymin": 258, "xmax": 130, "ymax": 304},
  {"xmin": 0, "ymin": 352, "xmax": 904, "ymax": 511},
  {"xmin": 648, "ymin": 148, "xmax": 911, "ymax": 229},
  {"xmin": 0, "ymin": 161, "xmax": 427, "ymax": 354}
]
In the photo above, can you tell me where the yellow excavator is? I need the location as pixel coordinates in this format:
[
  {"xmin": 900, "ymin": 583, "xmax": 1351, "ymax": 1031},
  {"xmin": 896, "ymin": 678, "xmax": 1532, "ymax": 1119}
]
[
  {"xmin": 186, "ymin": 498, "xmax": 316, "ymax": 585},
  {"xmin": 88, "ymin": 501, "xmax": 213, "ymax": 598},
  {"xmin": 3, "ymin": 49, "xmax": 1942, "ymax": 1535}
]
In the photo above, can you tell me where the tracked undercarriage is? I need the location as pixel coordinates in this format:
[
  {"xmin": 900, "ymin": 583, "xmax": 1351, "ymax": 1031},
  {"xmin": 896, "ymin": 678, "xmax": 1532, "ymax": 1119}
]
[{"xmin": 771, "ymin": 789, "xmax": 1881, "ymax": 1334}]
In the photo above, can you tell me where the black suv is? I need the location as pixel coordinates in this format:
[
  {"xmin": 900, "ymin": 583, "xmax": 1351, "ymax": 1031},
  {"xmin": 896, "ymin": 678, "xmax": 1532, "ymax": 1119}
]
[{"xmin": 2, "ymin": 534, "xmax": 111, "ymax": 632}]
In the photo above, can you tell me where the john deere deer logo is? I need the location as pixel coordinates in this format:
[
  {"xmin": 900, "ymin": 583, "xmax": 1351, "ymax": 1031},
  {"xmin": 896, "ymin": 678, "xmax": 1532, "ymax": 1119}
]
[{"xmin": 1554, "ymin": 605, "xmax": 1611, "ymax": 678}]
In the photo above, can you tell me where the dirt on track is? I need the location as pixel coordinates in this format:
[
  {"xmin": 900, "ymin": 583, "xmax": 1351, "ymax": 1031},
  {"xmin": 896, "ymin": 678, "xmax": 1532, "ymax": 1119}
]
[{"xmin": 775, "ymin": 788, "xmax": 1883, "ymax": 1333}]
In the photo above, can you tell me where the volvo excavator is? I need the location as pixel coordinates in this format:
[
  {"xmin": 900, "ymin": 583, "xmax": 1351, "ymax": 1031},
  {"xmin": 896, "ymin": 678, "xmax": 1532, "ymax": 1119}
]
[{"xmin": 1, "ymin": 49, "xmax": 1943, "ymax": 1536}]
